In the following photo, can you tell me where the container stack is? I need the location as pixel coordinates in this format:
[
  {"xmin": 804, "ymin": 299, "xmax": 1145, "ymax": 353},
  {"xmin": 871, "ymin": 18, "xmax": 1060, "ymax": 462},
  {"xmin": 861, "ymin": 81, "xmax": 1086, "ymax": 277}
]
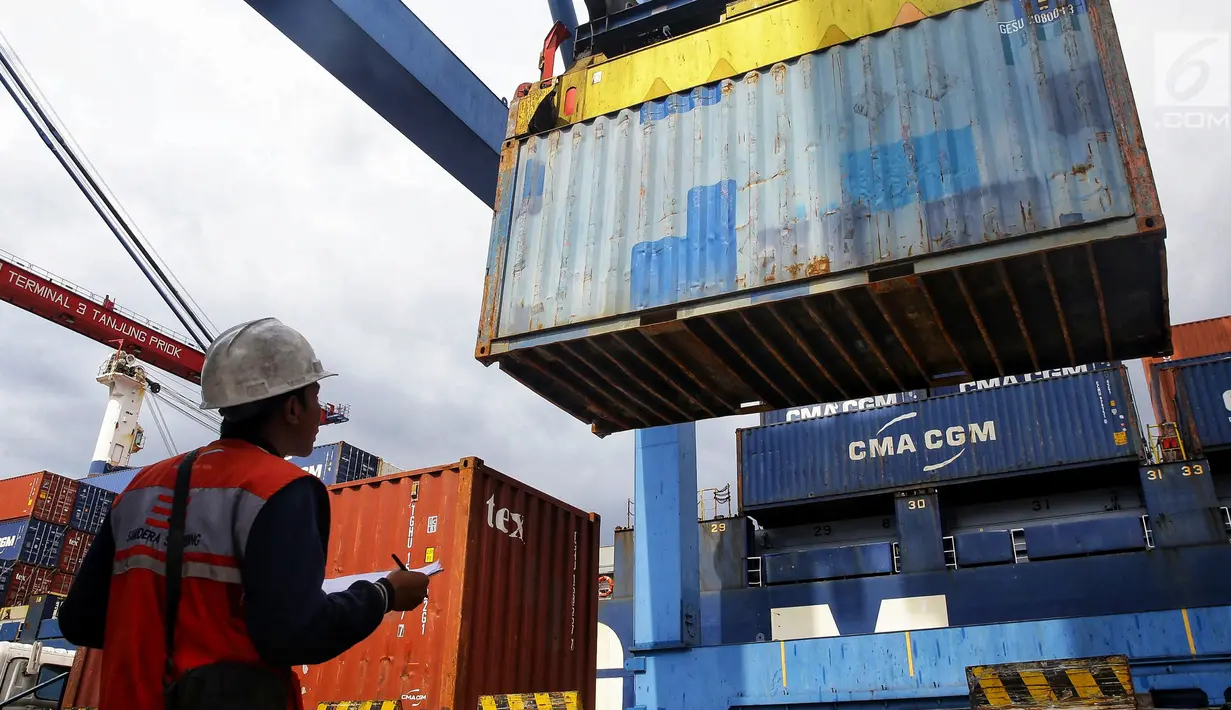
[
  {"xmin": 0, "ymin": 472, "xmax": 78, "ymax": 606},
  {"xmin": 0, "ymin": 472, "xmax": 117, "ymax": 606},
  {"xmin": 737, "ymin": 364, "xmax": 1149, "ymax": 584},
  {"xmin": 1144, "ymin": 316, "xmax": 1231, "ymax": 464}
]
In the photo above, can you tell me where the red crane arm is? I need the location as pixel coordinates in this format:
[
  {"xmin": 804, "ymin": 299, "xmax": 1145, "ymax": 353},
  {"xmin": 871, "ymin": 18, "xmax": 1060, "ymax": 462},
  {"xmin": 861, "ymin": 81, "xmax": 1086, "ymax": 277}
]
[{"xmin": 0, "ymin": 251, "xmax": 348, "ymax": 425}]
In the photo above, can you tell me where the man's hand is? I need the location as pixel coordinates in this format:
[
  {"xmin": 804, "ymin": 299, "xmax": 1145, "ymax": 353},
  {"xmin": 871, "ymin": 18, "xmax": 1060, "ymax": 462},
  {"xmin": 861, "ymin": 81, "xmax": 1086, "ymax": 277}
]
[{"xmin": 384, "ymin": 570, "xmax": 430, "ymax": 611}]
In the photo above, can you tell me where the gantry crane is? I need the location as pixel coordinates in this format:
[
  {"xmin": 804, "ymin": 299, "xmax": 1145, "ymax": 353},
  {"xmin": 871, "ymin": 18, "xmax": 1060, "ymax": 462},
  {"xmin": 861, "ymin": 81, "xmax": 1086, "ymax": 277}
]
[
  {"xmin": 0, "ymin": 248, "xmax": 349, "ymax": 473},
  {"xmin": 0, "ymin": 33, "xmax": 349, "ymax": 473}
]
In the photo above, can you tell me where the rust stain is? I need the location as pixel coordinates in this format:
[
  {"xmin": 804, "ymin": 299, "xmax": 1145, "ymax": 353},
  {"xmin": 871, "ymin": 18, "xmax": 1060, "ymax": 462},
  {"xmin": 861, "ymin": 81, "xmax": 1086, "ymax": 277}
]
[
  {"xmin": 745, "ymin": 71, "xmax": 759, "ymax": 85},
  {"xmin": 805, "ymin": 255, "xmax": 832, "ymax": 277},
  {"xmin": 721, "ymin": 79, "xmax": 735, "ymax": 96},
  {"xmin": 1071, "ymin": 161, "xmax": 1093, "ymax": 176},
  {"xmin": 786, "ymin": 262, "xmax": 803, "ymax": 278},
  {"xmin": 772, "ymin": 63, "xmax": 786, "ymax": 94}
]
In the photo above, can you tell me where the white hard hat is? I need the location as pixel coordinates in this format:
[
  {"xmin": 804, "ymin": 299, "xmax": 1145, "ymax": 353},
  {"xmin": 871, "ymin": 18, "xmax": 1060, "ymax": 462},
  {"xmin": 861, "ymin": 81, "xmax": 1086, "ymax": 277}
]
[{"xmin": 199, "ymin": 317, "xmax": 336, "ymax": 410}]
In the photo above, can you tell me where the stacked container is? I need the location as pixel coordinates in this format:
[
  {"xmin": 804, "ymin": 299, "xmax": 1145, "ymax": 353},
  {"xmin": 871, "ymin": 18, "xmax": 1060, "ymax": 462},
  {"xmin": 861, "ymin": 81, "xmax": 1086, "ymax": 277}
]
[
  {"xmin": 287, "ymin": 441, "xmax": 384, "ymax": 485},
  {"xmin": 0, "ymin": 472, "xmax": 78, "ymax": 606}
]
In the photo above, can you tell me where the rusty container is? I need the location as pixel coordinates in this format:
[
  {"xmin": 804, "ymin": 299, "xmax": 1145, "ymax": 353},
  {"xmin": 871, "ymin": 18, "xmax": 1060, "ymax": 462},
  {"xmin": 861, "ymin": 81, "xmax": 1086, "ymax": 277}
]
[
  {"xmin": 476, "ymin": 0, "xmax": 1168, "ymax": 436},
  {"xmin": 1144, "ymin": 316, "xmax": 1231, "ymax": 424},
  {"xmin": 61, "ymin": 646, "xmax": 104, "ymax": 710},
  {"xmin": 299, "ymin": 457, "xmax": 600, "ymax": 709},
  {"xmin": 0, "ymin": 471, "xmax": 79, "ymax": 526}
]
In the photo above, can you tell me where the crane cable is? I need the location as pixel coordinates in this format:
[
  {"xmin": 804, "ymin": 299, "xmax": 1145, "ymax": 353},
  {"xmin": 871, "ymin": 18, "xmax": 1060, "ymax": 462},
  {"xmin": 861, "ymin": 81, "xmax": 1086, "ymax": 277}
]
[
  {"xmin": 0, "ymin": 32, "xmax": 216, "ymax": 349},
  {"xmin": 145, "ymin": 392, "xmax": 178, "ymax": 456}
]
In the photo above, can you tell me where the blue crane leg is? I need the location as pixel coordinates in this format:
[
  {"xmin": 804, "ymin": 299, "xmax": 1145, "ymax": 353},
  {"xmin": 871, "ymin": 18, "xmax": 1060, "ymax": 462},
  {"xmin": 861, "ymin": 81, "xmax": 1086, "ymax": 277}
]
[
  {"xmin": 243, "ymin": 0, "xmax": 507, "ymax": 206},
  {"xmin": 632, "ymin": 423, "xmax": 701, "ymax": 707}
]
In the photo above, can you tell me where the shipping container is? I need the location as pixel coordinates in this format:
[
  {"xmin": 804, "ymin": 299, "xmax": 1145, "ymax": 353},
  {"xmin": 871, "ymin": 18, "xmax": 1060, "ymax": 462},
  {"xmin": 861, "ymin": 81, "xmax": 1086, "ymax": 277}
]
[
  {"xmin": 286, "ymin": 441, "xmax": 381, "ymax": 485},
  {"xmin": 57, "ymin": 529, "xmax": 93, "ymax": 575},
  {"xmin": 0, "ymin": 560, "xmax": 11, "ymax": 602},
  {"xmin": 760, "ymin": 363, "xmax": 1117, "ymax": 425},
  {"xmin": 1168, "ymin": 355, "xmax": 1231, "ymax": 454},
  {"xmin": 71, "ymin": 482, "xmax": 116, "ymax": 535},
  {"xmin": 299, "ymin": 458, "xmax": 599, "ymax": 709},
  {"xmin": 48, "ymin": 572, "xmax": 72, "ymax": 597},
  {"xmin": 929, "ymin": 362, "xmax": 1116, "ymax": 396},
  {"xmin": 0, "ymin": 519, "xmax": 67, "ymax": 569},
  {"xmin": 738, "ymin": 366, "xmax": 1142, "ymax": 512},
  {"xmin": 476, "ymin": 0, "xmax": 1168, "ymax": 435},
  {"xmin": 4, "ymin": 563, "xmax": 53, "ymax": 606},
  {"xmin": 62, "ymin": 646, "xmax": 103, "ymax": 710},
  {"xmin": 760, "ymin": 391, "xmax": 927, "ymax": 426},
  {"xmin": 84, "ymin": 466, "xmax": 142, "ymax": 494},
  {"xmin": 1146, "ymin": 317, "xmax": 1231, "ymax": 424},
  {"xmin": 0, "ymin": 472, "xmax": 79, "ymax": 525}
]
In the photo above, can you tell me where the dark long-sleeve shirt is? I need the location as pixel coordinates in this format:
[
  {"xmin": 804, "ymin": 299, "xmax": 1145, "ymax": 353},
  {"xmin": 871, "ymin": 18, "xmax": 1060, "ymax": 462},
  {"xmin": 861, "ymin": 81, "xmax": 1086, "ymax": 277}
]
[{"xmin": 59, "ymin": 476, "xmax": 385, "ymax": 666}]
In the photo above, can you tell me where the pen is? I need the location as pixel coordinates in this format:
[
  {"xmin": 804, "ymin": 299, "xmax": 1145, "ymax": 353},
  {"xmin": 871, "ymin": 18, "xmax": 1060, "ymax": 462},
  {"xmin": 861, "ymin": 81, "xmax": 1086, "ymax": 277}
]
[{"xmin": 392, "ymin": 553, "xmax": 408, "ymax": 571}]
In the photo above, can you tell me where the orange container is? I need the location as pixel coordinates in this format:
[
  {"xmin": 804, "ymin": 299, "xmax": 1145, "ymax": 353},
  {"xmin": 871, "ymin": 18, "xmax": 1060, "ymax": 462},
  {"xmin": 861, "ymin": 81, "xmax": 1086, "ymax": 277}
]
[
  {"xmin": 1144, "ymin": 316, "xmax": 1231, "ymax": 423},
  {"xmin": 300, "ymin": 457, "xmax": 599, "ymax": 709},
  {"xmin": 0, "ymin": 471, "xmax": 79, "ymax": 525}
]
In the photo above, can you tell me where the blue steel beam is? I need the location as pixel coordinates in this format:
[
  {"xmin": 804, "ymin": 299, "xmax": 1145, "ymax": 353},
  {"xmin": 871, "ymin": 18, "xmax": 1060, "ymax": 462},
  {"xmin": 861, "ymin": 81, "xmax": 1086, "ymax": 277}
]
[
  {"xmin": 633, "ymin": 423, "xmax": 700, "ymax": 652},
  {"xmin": 243, "ymin": 0, "xmax": 507, "ymax": 206}
]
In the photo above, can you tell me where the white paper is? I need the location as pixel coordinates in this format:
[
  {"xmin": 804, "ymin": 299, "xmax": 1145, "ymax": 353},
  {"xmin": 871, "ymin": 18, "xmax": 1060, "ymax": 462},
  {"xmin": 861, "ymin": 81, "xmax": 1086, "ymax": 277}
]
[{"xmin": 321, "ymin": 561, "xmax": 443, "ymax": 594}]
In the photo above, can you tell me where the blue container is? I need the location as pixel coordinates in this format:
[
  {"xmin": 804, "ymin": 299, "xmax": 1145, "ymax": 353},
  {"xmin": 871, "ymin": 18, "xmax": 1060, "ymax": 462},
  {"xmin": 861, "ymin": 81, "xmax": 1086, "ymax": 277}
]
[
  {"xmin": 0, "ymin": 519, "xmax": 66, "ymax": 568},
  {"xmin": 738, "ymin": 366, "xmax": 1142, "ymax": 510},
  {"xmin": 929, "ymin": 362, "xmax": 1116, "ymax": 396},
  {"xmin": 85, "ymin": 466, "xmax": 142, "ymax": 494},
  {"xmin": 288, "ymin": 441, "xmax": 381, "ymax": 486},
  {"xmin": 760, "ymin": 391, "xmax": 927, "ymax": 426},
  {"xmin": 0, "ymin": 620, "xmax": 19, "ymax": 642},
  {"xmin": 0, "ymin": 559, "xmax": 11, "ymax": 599},
  {"xmin": 71, "ymin": 482, "xmax": 116, "ymax": 535},
  {"xmin": 1171, "ymin": 355, "xmax": 1231, "ymax": 453},
  {"xmin": 1137, "ymin": 459, "xmax": 1224, "ymax": 548}
]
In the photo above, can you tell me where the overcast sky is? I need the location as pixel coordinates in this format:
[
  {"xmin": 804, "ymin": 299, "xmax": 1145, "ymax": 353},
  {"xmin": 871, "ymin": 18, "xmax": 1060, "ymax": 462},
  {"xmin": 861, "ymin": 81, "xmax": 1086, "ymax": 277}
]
[{"xmin": 0, "ymin": 0, "xmax": 1228, "ymax": 544}]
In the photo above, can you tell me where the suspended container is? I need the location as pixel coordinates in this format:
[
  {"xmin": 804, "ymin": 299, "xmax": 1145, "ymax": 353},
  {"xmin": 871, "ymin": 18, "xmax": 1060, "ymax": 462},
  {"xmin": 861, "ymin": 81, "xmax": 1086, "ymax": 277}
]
[
  {"xmin": 298, "ymin": 458, "xmax": 599, "ymax": 709},
  {"xmin": 475, "ymin": 0, "xmax": 1168, "ymax": 435}
]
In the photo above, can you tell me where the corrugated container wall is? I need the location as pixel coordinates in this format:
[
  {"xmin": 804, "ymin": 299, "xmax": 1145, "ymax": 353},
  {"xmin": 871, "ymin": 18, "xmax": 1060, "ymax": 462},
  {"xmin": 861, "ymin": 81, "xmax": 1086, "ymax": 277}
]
[
  {"xmin": 299, "ymin": 458, "xmax": 599, "ymax": 709},
  {"xmin": 287, "ymin": 441, "xmax": 382, "ymax": 485},
  {"xmin": 0, "ymin": 519, "xmax": 65, "ymax": 569},
  {"xmin": 758, "ymin": 363, "xmax": 1116, "ymax": 425},
  {"xmin": 1170, "ymin": 356, "xmax": 1231, "ymax": 454},
  {"xmin": 71, "ymin": 483, "xmax": 116, "ymax": 535},
  {"xmin": 476, "ymin": 0, "xmax": 1168, "ymax": 435},
  {"xmin": 739, "ymin": 366, "xmax": 1141, "ymax": 512},
  {"xmin": 0, "ymin": 472, "xmax": 79, "ymax": 525},
  {"xmin": 58, "ymin": 529, "xmax": 93, "ymax": 575},
  {"xmin": 83, "ymin": 467, "xmax": 141, "ymax": 494},
  {"xmin": 1145, "ymin": 316, "xmax": 1231, "ymax": 424},
  {"xmin": 4, "ymin": 563, "xmax": 53, "ymax": 606}
]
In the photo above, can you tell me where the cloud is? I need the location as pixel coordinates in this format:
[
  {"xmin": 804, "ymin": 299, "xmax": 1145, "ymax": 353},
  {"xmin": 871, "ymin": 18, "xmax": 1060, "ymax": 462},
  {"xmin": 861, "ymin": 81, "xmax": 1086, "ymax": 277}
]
[{"xmin": 0, "ymin": 0, "xmax": 1228, "ymax": 548}]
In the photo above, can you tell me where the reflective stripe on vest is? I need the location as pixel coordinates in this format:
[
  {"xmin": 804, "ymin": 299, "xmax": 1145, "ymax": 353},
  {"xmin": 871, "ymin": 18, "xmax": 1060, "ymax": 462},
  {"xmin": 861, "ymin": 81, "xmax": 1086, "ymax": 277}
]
[{"xmin": 109, "ymin": 481, "xmax": 269, "ymax": 583}]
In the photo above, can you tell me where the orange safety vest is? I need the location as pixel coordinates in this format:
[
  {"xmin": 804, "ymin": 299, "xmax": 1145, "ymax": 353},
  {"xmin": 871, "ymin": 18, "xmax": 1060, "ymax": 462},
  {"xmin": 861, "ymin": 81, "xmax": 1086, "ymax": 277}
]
[{"xmin": 100, "ymin": 439, "xmax": 321, "ymax": 710}]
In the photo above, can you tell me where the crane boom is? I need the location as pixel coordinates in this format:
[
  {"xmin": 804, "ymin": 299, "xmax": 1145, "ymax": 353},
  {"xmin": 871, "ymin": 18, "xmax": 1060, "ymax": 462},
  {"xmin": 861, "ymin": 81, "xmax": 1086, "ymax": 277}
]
[{"xmin": 0, "ymin": 249, "xmax": 349, "ymax": 425}]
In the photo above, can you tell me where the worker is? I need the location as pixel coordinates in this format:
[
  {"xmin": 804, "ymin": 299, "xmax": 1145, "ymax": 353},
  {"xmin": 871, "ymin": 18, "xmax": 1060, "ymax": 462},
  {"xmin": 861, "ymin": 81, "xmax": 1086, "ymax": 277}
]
[{"xmin": 59, "ymin": 317, "xmax": 430, "ymax": 709}]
